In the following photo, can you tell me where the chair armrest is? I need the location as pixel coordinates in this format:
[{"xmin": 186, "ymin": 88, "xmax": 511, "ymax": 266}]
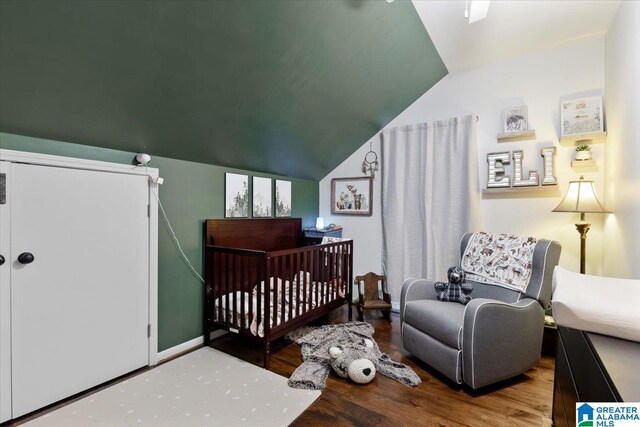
[
  {"xmin": 462, "ymin": 298, "xmax": 544, "ymax": 389},
  {"xmin": 400, "ymin": 278, "xmax": 438, "ymax": 324}
]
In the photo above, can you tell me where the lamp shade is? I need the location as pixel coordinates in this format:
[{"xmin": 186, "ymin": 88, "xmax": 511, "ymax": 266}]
[
  {"xmin": 552, "ymin": 176, "xmax": 609, "ymax": 213},
  {"xmin": 316, "ymin": 217, "xmax": 325, "ymax": 229}
]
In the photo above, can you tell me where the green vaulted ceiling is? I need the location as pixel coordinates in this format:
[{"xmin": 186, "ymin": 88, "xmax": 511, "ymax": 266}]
[{"xmin": 0, "ymin": 0, "xmax": 447, "ymax": 180}]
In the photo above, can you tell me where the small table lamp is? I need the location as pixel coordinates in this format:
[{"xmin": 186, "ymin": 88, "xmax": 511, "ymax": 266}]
[{"xmin": 552, "ymin": 175, "xmax": 610, "ymax": 274}]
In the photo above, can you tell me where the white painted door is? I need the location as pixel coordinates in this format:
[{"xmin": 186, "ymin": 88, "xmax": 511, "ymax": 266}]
[{"xmin": 9, "ymin": 162, "xmax": 150, "ymax": 418}]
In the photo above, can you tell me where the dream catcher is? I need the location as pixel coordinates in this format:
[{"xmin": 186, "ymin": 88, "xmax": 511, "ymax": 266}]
[{"xmin": 361, "ymin": 141, "xmax": 379, "ymax": 178}]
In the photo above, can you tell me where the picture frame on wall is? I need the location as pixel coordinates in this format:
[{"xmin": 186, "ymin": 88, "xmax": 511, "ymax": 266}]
[
  {"xmin": 225, "ymin": 173, "xmax": 249, "ymax": 218},
  {"xmin": 502, "ymin": 105, "xmax": 528, "ymax": 133},
  {"xmin": 275, "ymin": 180, "xmax": 292, "ymax": 217},
  {"xmin": 561, "ymin": 96, "xmax": 604, "ymax": 136},
  {"xmin": 331, "ymin": 177, "xmax": 373, "ymax": 216},
  {"xmin": 252, "ymin": 177, "xmax": 272, "ymax": 217}
]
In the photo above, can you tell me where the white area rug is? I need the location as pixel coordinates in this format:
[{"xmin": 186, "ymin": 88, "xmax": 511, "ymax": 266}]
[{"xmin": 26, "ymin": 347, "xmax": 320, "ymax": 427}]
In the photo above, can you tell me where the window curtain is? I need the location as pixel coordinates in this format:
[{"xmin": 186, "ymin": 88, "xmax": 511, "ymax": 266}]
[{"xmin": 381, "ymin": 115, "xmax": 481, "ymax": 303}]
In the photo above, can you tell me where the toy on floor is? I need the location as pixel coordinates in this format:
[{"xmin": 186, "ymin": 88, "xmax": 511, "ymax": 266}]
[
  {"xmin": 434, "ymin": 266, "xmax": 473, "ymax": 305},
  {"xmin": 329, "ymin": 338, "xmax": 377, "ymax": 384},
  {"xmin": 287, "ymin": 322, "xmax": 421, "ymax": 390}
]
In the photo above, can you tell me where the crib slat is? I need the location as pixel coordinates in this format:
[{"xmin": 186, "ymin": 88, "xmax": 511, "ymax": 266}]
[
  {"xmin": 218, "ymin": 252, "xmax": 223, "ymax": 324},
  {"xmin": 297, "ymin": 252, "xmax": 302, "ymax": 315},
  {"xmin": 222, "ymin": 253, "xmax": 229, "ymax": 325},
  {"xmin": 232, "ymin": 254, "xmax": 237, "ymax": 327},
  {"xmin": 343, "ymin": 243, "xmax": 348, "ymax": 298},
  {"xmin": 331, "ymin": 245, "xmax": 336, "ymax": 301},
  {"xmin": 311, "ymin": 249, "xmax": 320, "ymax": 308},
  {"xmin": 280, "ymin": 255, "xmax": 286, "ymax": 326},
  {"xmin": 240, "ymin": 255, "xmax": 245, "ymax": 330},
  {"xmin": 333, "ymin": 245, "xmax": 337, "ymax": 301},
  {"xmin": 323, "ymin": 247, "xmax": 329, "ymax": 306},
  {"xmin": 288, "ymin": 253, "xmax": 294, "ymax": 322},
  {"xmin": 325, "ymin": 246, "xmax": 330, "ymax": 304},
  {"xmin": 337, "ymin": 244, "xmax": 342, "ymax": 300},
  {"xmin": 256, "ymin": 255, "xmax": 262, "ymax": 336},
  {"xmin": 337, "ymin": 245, "xmax": 340, "ymax": 300},
  {"xmin": 302, "ymin": 251, "xmax": 309, "ymax": 313},
  {"xmin": 271, "ymin": 255, "xmax": 277, "ymax": 327}
]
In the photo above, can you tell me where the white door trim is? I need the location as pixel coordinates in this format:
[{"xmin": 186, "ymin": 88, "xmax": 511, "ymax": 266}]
[
  {"xmin": 0, "ymin": 161, "xmax": 12, "ymax": 423},
  {"xmin": 0, "ymin": 149, "xmax": 159, "ymax": 366}
]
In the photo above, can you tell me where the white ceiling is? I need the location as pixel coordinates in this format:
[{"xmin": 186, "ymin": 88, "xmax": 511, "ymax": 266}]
[{"xmin": 412, "ymin": 0, "xmax": 622, "ymax": 72}]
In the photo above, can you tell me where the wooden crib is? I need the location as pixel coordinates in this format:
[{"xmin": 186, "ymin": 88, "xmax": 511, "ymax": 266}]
[{"xmin": 203, "ymin": 218, "xmax": 353, "ymax": 368}]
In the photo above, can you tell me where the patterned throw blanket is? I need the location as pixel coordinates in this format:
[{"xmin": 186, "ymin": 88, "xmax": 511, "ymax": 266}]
[{"xmin": 461, "ymin": 232, "xmax": 537, "ymax": 293}]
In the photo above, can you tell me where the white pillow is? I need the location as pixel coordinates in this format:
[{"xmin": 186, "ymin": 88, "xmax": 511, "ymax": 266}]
[{"xmin": 552, "ymin": 266, "xmax": 640, "ymax": 342}]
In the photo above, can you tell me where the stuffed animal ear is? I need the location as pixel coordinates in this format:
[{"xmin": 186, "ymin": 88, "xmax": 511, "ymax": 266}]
[
  {"xmin": 329, "ymin": 347, "xmax": 342, "ymax": 359},
  {"xmin": 364, "ymin": 338, "xmax": 374, "ymax": 349}
]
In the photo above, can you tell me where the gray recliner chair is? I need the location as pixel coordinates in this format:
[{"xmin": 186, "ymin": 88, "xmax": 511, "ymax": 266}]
[{"xmin": 400, "ymin": 233, "xmax": 561, "ymax": 389}]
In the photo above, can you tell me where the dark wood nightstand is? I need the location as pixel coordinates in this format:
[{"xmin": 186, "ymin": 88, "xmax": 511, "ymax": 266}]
[{"xmin": 553, "ymin": 326, "xmax": 640, "ymax": 427}]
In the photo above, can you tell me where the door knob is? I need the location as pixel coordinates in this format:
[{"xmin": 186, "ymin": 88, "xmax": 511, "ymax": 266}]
[
  {"xmin": 0, "ymin": 255, "xmax": 4, "ymax": 266},
  {"xmin": 17, "ymin": 252, "xmax": 35, "ymax": 264}
]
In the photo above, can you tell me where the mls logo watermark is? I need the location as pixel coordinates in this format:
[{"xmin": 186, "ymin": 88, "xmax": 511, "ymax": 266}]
[{"xmin": 577, "ymin": 403, "xmax": 640, "ymax": 426}]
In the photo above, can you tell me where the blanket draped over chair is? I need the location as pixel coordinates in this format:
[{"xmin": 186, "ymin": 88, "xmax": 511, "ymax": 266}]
[
  {"xmin": 286, "ymin": 322, "xmax": 421, "ymax": 390},
  {"xmin": 461, "ymin": 231, "xmax": 537, "ymax": 292}
]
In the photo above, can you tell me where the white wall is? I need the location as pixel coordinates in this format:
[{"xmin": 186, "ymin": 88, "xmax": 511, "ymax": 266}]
[
  {"xmin": 320, "ymin": 37, "xmax": 607, "ymax": 285},
  {"xmin": 603, "ymin": 1, "xmax": 640, "ymax": 279}
]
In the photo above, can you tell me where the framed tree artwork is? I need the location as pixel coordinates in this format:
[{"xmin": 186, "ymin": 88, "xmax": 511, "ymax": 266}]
[
  {"xmin": 225, "ymin": 173, "xmax": 249, "ymax": 218},
  {"xmin": 275, "ymin": 180, "xmax": 292, "ymax": 217},
  {"xmin": 331, "ymin": 177, "xmax": 372, "ymax": 216},
  {"xmin": 252, "ymin": 177, "xmax": 272, "ymax": 217}
]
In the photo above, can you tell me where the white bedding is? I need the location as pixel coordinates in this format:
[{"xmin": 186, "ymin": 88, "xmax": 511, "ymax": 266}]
[{"xmin": 213, "ymin": 276, "xmax": 341, "ymax": 337}]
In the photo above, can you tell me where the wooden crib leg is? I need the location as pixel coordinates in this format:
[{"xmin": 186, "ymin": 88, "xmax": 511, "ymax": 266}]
[
  {"xmin": 263, "ymin": 342, "xmax": 271, "ymax": 370},
  {"xmin": 348, "ymin": 301, "xmax": 353, "ymax": 321}
]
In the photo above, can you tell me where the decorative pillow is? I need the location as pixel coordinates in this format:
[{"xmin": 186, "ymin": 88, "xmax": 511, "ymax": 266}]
[{"xmin": 434, "ymin": 266, "xmax": 473, "ymax": 305}]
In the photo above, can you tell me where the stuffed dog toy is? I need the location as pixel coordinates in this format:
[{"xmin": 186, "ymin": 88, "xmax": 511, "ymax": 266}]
[{"xmin": 287, "ymin": 322, "xmax": 421, "ymax": 390}]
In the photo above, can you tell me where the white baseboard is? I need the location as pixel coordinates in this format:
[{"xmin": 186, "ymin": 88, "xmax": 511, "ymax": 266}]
[
  {"xmin": 157, "ymin": 336, "xmax": 203, "ymax": 362},
  {"xmin": 156, "ymin": 330, "xmax": 229, "ymax": 363}
]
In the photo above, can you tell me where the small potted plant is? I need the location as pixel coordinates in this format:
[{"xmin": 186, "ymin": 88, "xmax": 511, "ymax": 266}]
[{"xmin": 575, "ymin": 145, "xmax": 592, "ymax": 161}]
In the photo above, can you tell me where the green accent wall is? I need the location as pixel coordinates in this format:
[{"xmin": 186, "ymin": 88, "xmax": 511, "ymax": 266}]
[
  {"xmin": 0, "ymin": 0, "xmax": 447, "ymax": 180},
  {"xmin": 0, "ymin": 132, "xmax": 319, "ymax": 351}
]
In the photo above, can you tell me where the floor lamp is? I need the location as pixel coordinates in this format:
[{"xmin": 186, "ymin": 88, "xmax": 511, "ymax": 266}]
[{"xmin": 552, "ymin": 176, "xmax": 610, "ymax": 274}]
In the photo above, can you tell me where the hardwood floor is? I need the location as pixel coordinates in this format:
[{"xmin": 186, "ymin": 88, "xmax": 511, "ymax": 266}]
[
  {"xmin": 213, "ymin": 305, "xmax": 556, "ymax": 427},
  {"xmin": 5, "ymin": 305, "xmax": 555, "ymax": 426}
]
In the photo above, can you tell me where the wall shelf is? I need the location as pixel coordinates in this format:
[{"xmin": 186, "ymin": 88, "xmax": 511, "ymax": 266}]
[
  {"xmin": 571, "ymin": 159, "xmax": 597, "ymax": 172},
  {"xmin": 482, "ymin": 184, "xmax": 558, "ymax": 194},
  {"xmin": 497, "ymin": 130, "xmax": 536, "ymax": 142},
  {"xmin": 559, "ymin": 131, "xmax": 607, "ymax": 145}
]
